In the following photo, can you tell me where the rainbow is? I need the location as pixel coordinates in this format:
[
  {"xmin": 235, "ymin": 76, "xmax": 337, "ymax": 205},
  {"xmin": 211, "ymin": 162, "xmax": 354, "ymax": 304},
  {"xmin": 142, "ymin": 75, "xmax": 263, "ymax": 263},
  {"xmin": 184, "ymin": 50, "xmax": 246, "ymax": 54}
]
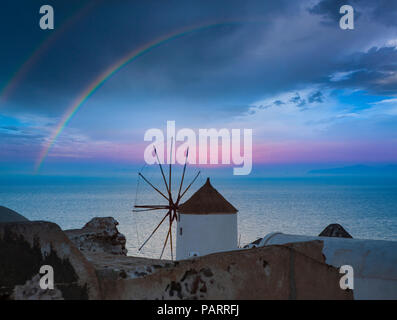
[
  {"xmin": 35, "ymin": 22, "xmax": 239, "ymax": 172},
  {"xmin": 0, "ymin": 2, "xmax": 96, "ymax": 104}
]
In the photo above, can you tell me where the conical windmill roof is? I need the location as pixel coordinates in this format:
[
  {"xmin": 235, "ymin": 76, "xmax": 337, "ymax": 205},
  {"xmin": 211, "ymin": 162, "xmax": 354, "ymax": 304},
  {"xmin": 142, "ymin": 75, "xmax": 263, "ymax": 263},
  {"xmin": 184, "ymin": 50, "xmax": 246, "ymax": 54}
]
[{"xmin": 178, "ymin": 178, "xmax": 238, "ymax": 214}]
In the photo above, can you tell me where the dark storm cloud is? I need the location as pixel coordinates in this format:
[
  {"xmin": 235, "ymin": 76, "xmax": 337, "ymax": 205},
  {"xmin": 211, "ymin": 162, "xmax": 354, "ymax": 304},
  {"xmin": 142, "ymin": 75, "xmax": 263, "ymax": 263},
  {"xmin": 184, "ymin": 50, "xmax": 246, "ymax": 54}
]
[
  {"xmin": 0, "ymin": 0, "xmax": 396, "ymax": 119},
  {"xmin": 308, "ymin": 0, "xmax": 356, "ymax": 23},
  {"xmin": 330, "ymin": 46, "xmax": 397, "ymax": 94},
  {"xmin": 308, "ymin": 0, "xmax": 397, "ymax": 26},
  {"xmin": 0, "ymin": 0, "xmax": 298, "ymax": 111},
  {"xmin": 372, "ymin": 1, "xmax": 397, "ymax": 27}
]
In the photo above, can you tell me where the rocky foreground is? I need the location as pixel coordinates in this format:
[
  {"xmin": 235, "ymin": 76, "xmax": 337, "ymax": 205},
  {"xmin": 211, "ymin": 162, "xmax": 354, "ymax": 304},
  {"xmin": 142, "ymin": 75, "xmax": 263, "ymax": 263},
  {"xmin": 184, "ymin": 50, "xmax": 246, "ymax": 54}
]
[{"xmin": 0, "ymin": 216, "xmax": 353, "ymax": 300}]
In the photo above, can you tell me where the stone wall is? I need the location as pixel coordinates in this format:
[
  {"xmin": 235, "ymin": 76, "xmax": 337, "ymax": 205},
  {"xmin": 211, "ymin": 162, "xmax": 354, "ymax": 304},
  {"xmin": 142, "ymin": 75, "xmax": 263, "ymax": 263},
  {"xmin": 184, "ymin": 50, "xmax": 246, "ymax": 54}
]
[
  {"xmin": 0, "ymin": 218, "xmax": 353, "ymax": 300},
  {"xmin": 97, "ymin": 240, "xmax": 353, "ymax": 300},
  {"xmin": 0, "ymin": 221, "xmax": 101, "ymax": 300}
]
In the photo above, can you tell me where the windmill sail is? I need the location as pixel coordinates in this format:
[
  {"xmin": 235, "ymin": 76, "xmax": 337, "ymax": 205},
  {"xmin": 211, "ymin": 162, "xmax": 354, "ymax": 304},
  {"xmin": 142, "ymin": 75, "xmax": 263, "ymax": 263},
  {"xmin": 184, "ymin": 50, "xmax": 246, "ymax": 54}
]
[{"xmin": 133, "ymin": 147, "xmax": 199, "ymax": 260}]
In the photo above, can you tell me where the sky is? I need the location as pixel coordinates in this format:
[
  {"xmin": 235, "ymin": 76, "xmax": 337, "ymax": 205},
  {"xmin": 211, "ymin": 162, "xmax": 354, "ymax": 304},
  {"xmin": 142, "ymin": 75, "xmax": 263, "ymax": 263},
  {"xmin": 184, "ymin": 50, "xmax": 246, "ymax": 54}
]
[{"xmin": 0, "ymin": 0, "xmax": 397, "ymax": 176}]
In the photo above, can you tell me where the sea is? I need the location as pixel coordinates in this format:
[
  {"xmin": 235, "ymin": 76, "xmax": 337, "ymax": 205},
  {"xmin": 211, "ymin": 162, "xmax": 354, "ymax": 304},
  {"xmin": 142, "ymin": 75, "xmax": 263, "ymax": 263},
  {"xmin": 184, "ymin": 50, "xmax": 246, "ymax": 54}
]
[{"xmin": 1, "ymin": 172, "xmax": 396, "ymax": 260}]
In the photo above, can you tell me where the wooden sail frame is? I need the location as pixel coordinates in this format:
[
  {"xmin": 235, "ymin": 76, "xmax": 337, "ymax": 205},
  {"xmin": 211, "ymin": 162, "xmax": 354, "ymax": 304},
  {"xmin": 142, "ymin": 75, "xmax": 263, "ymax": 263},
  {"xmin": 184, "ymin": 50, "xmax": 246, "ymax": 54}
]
[{"xmin": 133, "ymin": 145, "xmax": 200, "ymax": 260}]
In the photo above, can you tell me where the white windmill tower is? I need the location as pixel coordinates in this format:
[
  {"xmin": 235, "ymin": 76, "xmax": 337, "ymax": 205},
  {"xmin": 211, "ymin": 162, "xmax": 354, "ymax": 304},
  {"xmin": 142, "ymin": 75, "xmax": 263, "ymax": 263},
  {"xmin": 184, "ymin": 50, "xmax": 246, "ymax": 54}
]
[{"xmin": 176, "ymin": 177, "xmax": 238, "ymax": 260}]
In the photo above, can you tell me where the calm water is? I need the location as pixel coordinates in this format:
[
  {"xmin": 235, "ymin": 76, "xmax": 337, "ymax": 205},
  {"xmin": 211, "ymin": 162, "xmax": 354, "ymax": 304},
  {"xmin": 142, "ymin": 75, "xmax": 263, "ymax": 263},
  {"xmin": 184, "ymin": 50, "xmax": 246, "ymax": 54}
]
[{"xmin": 1, "ymin": 174, "xmax": 396, "ymax": 259}]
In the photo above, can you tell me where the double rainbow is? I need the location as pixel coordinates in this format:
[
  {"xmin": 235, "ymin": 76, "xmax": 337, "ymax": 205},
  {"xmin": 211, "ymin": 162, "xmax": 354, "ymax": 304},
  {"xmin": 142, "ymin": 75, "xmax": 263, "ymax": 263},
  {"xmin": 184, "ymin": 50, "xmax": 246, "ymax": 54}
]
[{"xmin": 35, "ymin": 22, "xmax": 238, "ymax": 172}]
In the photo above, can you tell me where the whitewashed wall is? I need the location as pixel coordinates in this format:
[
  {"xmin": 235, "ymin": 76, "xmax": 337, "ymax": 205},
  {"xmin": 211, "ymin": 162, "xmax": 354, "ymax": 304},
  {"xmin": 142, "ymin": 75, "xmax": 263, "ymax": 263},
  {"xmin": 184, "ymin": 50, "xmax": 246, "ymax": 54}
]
[
  {"xmin": 253, "ymin": 232, "xmax": 397, "ymax": 300},
  {"xmin": 176, "ymin": 213, "xmax": 237, "ymax": 260}
]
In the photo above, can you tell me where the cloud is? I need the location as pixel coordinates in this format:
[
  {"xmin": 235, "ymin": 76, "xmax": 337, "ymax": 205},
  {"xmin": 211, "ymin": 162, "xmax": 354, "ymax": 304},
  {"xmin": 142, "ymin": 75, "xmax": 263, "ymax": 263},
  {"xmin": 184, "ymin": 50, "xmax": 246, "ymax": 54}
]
[
  {"xmin": 308, "ymin": 0, "xmax": 357, "ymax": 24},
  {"xmin": 232, "ymin": 85, "xmax": 397, "ymax": 144},
  {"xmin": 290, "ymin": 93, "xmax": 306, "ymax": 107},
  {"xmin": 366, "ymin": 98, "xmax": 397, "ymax": 116},
  {"xmin": 328, "ymin": 46, "xmax": 397, "ymax": 94},
  {"xmin": 308, "ymin": 0, "xmax": 397, "ymax": 27},
  {"xmin": 308, "ymin": 91, "xmax": 324, "ymax": 103},
  {"xmin": 329, "ymin": 70, "xmax": 362, "ymax": 82},
  {"xmin": 0, "ymin": 113, "xmax": 54, "ymax": 160},
  {"xmin": 0, "ymin": 126, "xmax": 19, "ymax": 131},
  {"xmin": 232, "ymin": 87, "xmax": 336, "ymax": 140}
]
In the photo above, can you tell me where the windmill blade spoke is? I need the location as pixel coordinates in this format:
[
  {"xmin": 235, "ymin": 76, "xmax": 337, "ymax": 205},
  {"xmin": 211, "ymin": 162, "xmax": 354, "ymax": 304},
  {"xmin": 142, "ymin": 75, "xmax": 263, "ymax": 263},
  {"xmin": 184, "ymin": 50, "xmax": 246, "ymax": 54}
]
[
  {"xmin": 138, "ymin": 211, "xmax": 170, "ymax": 251},
  {"xmin": 132, "ymin": 208, "xmax": 168, "ymax": 213},
  {"xmin": 134, "ymin": 205, "xmax": 169, "ymax": 209},
  {"xmin": 139, "ymin": 172, "xmax": 169, "ymax": 202},
  {"xmin": 154, "ymin": 147, "xmax": 170, "ymax": 195},
  {"xmin": 179, "ymin": 171, "xmax": 201, "ymax": 201},
  {"xmin": 160, "ymin": 227, "xmax": 170, "ymax": 259},
  {"xmin": 170, "ymin": 206, "xmax": 178, "ymax": 221},
  {"xmin": 169, "ymin": 211, "xmax": 174, "ymax": 260},
  {"xmin": 176, "ymin": 148, "xmax": 189, "ymax": 205}
]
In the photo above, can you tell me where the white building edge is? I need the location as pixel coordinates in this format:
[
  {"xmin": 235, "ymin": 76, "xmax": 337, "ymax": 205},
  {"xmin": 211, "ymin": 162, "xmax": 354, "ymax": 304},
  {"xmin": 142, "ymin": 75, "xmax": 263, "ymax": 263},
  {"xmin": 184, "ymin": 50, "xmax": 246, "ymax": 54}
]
[
  {"xmin": 247, "ymin": 232, "xmax": 397, "ymax": 300},
  {"xmin": 174, "ymin": 178, "xmax": 396, "ymax": 299}
]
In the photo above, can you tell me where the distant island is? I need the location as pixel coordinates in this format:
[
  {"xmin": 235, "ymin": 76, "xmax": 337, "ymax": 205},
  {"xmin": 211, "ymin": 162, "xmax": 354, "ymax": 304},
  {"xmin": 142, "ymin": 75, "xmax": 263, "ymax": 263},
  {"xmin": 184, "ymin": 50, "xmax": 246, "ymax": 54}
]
[{"xmin": 308, "ymin": 164, "xmax": 397, "ymax": 176}]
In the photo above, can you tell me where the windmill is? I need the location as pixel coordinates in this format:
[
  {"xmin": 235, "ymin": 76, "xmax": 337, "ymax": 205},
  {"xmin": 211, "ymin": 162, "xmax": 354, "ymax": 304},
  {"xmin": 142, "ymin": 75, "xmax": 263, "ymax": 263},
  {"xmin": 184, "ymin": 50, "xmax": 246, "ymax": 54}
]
[{"xmin": 133, "ymin": 144, "xmax": 200, "ymax": 260}]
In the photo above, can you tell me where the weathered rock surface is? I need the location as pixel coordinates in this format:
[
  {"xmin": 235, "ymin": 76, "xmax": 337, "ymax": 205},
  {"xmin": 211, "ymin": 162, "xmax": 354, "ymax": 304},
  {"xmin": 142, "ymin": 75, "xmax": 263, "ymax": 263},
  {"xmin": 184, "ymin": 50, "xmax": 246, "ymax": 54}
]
[
  {"xmin": 0, "ymin": 206, "xmax": 29, "ymax": 223},
  {"xmin": 65, "ymin": 217, "xmax": 127, "ymax": 256},
  {"xmin": 97, "ymin": 240, "xmax": 353, "ymax": 300},
  {"xmin": 84, "ymin": 251, "xmax": 173, "ymax": 280},
  {"xmin": 0, "ymin": 218, "xmax": 353, "ymax": 300},
  {"xmin": 319, "ymin": 224, "xmax": 352, "ymax": 238},
  {"xmin": 0, "ymin": 221, "xmax": 101, "ymax": 300},
  {"xmin": 13, "ymin": 274, "xmax": 63, "ymax": 300}
]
